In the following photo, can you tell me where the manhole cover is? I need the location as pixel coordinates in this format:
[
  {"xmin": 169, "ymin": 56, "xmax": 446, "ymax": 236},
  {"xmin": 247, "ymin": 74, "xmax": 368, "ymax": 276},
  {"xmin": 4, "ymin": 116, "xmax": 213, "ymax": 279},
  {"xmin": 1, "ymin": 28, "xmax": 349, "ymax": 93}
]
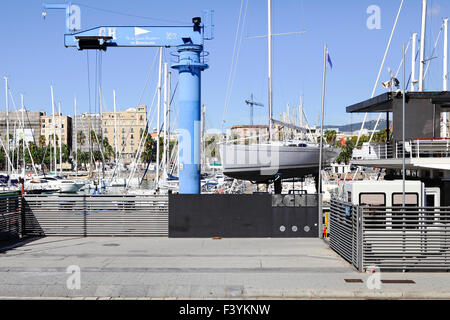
[{"xmin": 103, "ymin": 243, "xmax": 120, "ymax": 247}]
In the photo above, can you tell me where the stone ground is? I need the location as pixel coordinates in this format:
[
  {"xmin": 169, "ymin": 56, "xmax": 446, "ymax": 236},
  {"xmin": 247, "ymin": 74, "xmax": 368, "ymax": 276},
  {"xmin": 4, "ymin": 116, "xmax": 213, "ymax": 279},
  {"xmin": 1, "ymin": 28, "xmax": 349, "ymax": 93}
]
[{"xmin": 0, "ymin": 237, "xmax": 449, "ymax": 299}]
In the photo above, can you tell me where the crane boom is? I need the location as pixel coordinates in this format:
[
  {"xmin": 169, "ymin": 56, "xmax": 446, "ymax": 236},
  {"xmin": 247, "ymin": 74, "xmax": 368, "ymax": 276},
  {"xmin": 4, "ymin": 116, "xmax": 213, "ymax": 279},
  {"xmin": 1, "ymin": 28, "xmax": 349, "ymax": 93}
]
[{"xmin": 43, "ymin": 2, "xmax": 214, "ymax": 194}]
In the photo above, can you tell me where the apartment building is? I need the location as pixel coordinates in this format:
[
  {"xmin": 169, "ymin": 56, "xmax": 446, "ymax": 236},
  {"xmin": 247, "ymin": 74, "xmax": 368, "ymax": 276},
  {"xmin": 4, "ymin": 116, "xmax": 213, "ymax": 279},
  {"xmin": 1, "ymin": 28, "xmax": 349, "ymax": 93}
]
[
  {"xmin": 102, "ymin": 105, "xmax": 147, "ymax": 162},
  {"xmin": 40, "ymin": 114, "xmax": 73, "ymax": 151},
  {"xmin": 0, "ymin": 110, "xmax": 45, "ymax": 145},
  {"xmin": 72, "ymin": 113, "xmax": 102, "ymax": 153}
]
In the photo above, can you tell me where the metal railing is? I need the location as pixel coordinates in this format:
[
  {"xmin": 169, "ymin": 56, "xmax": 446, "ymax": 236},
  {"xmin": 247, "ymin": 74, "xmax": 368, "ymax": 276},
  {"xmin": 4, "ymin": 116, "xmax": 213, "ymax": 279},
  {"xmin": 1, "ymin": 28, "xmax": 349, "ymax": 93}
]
[
  {"xmin": 0, "ymin": 191, "xmax": 22, "ymax": 240},
  {"xmin": 23, "ymin": 194, "xmax": 169, "ymax": 236},
  {"xmin": 353, "ymin": 139, "xmax": 450, "ymax": 160},
  {"xmin": 330, "ymin": 199, "xmax": 450, "ymax": 271}
]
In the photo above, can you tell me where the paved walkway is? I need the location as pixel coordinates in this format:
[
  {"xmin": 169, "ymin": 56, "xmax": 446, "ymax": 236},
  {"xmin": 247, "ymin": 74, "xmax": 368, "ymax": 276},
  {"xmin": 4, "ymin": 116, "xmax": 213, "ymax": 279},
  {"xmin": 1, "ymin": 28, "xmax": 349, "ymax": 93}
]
[{"xmin": 0, "ymin": 237, "xmax": 449, "ymax": 299}]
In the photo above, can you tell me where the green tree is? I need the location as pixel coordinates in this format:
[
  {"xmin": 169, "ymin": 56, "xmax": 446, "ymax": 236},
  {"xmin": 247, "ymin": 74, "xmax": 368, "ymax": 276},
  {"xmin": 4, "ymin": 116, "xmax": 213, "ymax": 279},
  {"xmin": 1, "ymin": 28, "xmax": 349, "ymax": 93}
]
[
  {"xmin": 336, "ymin": 140, "xmax": 354, "ymax": 164},
  {"xmin": 324, "ymin": 130, "xmax": 337, "ymax": 145},
  {"xmin": 38, "ymin": 135, "xmax": 46, "ymax": 147},
  {"xmin": 77, "ymin": 131, "xmax": 86, "ymax": 147}
]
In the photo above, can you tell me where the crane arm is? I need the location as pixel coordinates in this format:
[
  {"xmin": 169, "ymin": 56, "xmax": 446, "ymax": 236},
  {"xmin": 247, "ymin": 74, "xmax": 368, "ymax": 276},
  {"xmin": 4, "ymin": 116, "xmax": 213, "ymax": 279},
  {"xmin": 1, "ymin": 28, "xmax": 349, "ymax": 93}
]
[{"xmin": 65, "ymin": 25, "xmax": 204, "ymax": 50}]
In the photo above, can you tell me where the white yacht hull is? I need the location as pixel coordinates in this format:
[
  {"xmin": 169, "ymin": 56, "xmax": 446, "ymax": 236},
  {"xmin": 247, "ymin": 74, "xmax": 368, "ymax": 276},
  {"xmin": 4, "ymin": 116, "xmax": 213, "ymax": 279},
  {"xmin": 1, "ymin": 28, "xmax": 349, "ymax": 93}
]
[{"xmin": 220, "ymin": 143, "xmax": 339, "ymax": 182}]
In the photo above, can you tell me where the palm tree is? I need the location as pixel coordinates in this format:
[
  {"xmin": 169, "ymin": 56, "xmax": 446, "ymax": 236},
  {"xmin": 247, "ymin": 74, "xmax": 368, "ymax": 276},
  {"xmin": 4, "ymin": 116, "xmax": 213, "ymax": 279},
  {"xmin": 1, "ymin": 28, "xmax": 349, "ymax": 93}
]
[
  {"xmin": 39, "ymin": 135, "xmax": 46, "ymax": 147},
  {"xmin": 77, "ymin": 131, "xmax": 86, "ymax": 147},
  {"xmin": 141, "ymin": 135, "xmax": 155, "ymax": 163},
  {"xmin": 324, "ymin": 130, "xmax": 337, "ymax": 145}
]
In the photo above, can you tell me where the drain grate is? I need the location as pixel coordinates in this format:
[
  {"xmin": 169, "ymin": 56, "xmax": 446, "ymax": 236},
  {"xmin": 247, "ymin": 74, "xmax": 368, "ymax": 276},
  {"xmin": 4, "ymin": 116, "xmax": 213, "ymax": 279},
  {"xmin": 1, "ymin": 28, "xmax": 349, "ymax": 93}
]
[
  {"xmin": 344, "ymin": 279, "xmax": 363, "ymax": 283},
  {"xmin": 381, "ymin": 280, "xmax": 415, "ymax": 284}
]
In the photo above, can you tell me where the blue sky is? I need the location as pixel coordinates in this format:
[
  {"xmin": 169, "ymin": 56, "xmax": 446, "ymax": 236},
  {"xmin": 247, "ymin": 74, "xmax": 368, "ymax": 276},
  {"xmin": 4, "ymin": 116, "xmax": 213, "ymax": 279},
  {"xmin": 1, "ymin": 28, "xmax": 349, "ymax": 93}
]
[{"xmin": 0, "ymin": 0, "xmax": 448, "ymax": 131}]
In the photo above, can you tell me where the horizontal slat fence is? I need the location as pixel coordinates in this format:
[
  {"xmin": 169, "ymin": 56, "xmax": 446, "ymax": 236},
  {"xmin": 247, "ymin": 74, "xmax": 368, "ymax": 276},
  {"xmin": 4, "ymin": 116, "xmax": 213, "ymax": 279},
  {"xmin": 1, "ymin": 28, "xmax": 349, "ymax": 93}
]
[
  {"xmin": 23, "ymin": 194, "xmax": 168, "ymax": 236},
  {"xmin": 330, "ymin": 199, "xmax": 450, "ymax": 271}
]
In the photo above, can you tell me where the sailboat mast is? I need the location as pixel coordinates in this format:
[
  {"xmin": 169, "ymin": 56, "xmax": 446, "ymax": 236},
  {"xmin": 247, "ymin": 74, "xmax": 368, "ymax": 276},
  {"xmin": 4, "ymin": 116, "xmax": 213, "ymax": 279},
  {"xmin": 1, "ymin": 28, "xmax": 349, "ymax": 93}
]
[
  {"xmin": 163, "ymin": 62, "xmax": 168, "ymax": 178},
  {"xmin": 51, "ymin": 86, "xmax": 57, "ymax": 175},
  {"xmin": 74, "ymin": 96, "xmax": 78, "ymax": 176},
  {"xmin": 21, "ymin": 94, "xmax": 25, "ymax": 178},
  {"xmin": 267, "ymin": 0, "xmax": 273, "ymax": 141},
  {"xmin": 58, "ymin": 101, "xmax": 62, "ymax": 176},
  {"xmin": 419, "ymin": 0, "xmax": 427, "ymax": 91},
  {"xmin": 167, "ymin": 71, "xmax": 172, "ymax": 174},
  {"xmin": 444, "ymin": 18, "xmax": 448, "ymax": 138},
  {"xmin": 411, "ymin": 33, "xmax": 418, "ymax": 91},
  {"xmin": 113, "ymin": 90, "xmax": 118, "ymax": 165},
  {"xmin": 98, "ymin": 86, "xmax": 105, "ymax": 179},
  {"xmin": 156, "ymin": 47, "xmax": 163, "ymax": 187},
  {"xmin": 4, "ymin": 77, "xmax": 10, "ymax": 186}
]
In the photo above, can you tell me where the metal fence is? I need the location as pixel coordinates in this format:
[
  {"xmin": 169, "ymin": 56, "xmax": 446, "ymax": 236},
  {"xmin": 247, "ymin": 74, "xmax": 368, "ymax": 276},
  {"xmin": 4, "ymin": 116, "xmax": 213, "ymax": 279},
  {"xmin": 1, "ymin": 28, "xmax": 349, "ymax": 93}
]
[
  {"xmin": 23, "ymin": 194, "xmax": 168, "ymax": 236},
  {"xmin": 0, "ymin": 191, "xmax": 22, "ymax": 240},
  {"xmin": 330, "ymin": 199, "xmax": 450, "ymax": 271},
  {"xmin": 329, "ymin": 200, "xmax": 362, "ymax": 269}
]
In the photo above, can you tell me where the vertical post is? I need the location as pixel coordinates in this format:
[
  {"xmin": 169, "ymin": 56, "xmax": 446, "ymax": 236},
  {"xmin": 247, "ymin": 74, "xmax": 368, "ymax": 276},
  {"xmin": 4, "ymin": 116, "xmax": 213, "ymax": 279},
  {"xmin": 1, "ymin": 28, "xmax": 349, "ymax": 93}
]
[
  {"xmin": 156, "ymin": 47, "xmax": 163, "ymax": 188},
  {"xmin": 318, "ymin": 44, "xmax": 328, "ymax": 239},
  {"xmin": 411, "ymin": 33, "xmax": 418, "ymax": 91},
  {"xmin": 267, "ymin": 0, "xmax": 273, "ymax": 141},
  {"xmin": 419, "ymin": 0, "xmax": 427, "ymax": 91},
  {"xmin": 172, "ymin": 44, "xmax": 208, "ymax": 194},
  {"xmin": 443, "ymin": 18, "xmax": 448, "ymax": 137}
]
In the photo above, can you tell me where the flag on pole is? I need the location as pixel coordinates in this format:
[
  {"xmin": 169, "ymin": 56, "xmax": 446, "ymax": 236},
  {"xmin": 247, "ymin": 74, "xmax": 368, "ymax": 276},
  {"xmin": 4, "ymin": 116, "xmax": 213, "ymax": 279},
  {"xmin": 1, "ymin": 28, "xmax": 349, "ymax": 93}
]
[{"xmin": 327, "ymin": 51, "xmax": 333, "ymax": 69}]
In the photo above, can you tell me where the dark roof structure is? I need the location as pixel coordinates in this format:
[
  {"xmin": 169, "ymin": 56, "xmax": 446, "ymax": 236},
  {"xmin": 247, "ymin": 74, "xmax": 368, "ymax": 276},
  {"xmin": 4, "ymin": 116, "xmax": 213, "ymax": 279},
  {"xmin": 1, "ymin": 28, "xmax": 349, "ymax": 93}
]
[{"xmin": 346, "ymin": 91, "xmax": 450, "ymax": 114}]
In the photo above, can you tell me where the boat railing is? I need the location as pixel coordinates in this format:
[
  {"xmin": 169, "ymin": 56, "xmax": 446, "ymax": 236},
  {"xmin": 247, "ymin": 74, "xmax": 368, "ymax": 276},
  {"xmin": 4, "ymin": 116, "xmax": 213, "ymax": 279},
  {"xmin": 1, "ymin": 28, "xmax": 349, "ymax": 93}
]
[{"xmin": 352, "ymin": 139, "xmax": 450, "ymax": 160}]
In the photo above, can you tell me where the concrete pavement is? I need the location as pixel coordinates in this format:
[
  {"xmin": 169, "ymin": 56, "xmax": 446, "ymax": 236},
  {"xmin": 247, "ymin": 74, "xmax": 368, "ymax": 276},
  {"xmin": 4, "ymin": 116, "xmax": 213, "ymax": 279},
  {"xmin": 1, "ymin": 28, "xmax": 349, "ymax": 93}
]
[{"xmin": 0, "ymin": 237, "xmax": 449, "ymax": 299}]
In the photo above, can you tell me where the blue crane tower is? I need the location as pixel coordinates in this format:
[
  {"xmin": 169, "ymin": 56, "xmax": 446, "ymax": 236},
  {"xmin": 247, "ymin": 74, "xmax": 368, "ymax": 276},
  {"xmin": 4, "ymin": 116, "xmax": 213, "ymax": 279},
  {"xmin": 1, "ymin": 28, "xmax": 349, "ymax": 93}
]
[{"xmin": 42, "ymin": 3, "xmax": 214, "ymax": 194}]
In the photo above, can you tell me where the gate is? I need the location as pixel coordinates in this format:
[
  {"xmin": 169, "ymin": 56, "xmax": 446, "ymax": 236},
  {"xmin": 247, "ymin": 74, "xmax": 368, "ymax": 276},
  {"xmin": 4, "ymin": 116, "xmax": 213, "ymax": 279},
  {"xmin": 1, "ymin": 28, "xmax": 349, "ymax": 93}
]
[{"xmin": 23, "ymin": 194, "xmax": 168, "ymax": 236}]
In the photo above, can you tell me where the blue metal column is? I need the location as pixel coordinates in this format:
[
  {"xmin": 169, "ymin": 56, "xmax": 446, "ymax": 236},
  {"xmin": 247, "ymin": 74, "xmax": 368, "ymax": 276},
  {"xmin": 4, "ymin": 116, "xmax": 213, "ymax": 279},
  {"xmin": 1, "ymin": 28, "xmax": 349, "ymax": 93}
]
[{"xmin": 172, "ymin": 45, "xmax": 208, "ymax": 194}]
